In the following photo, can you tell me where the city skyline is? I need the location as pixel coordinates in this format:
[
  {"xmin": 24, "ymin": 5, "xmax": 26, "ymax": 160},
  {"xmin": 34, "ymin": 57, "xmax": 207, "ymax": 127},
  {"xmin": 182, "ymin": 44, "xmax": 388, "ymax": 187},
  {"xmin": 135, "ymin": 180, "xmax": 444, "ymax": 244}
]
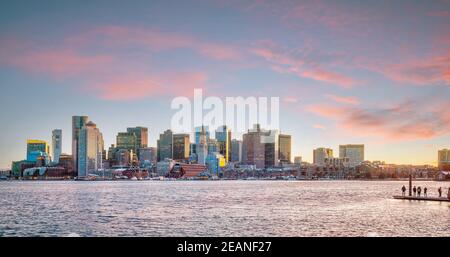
[{"xmin": 1, "ymin": 0, "xmax": 450, "ymax": 168}]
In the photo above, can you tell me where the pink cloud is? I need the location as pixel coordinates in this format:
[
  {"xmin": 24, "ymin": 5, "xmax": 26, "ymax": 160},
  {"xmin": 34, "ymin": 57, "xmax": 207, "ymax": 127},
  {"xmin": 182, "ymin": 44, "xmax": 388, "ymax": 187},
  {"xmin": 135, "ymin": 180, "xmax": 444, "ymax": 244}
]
[
  {"xmin": 307, "ymin": 100, "xmax": 450, "ymax": 141},
  {"xmin": 325, "ymin": 94, "xmax": 360, "ymax": 105},
  {"xmin": 7, "ymin": 49, "xmax": 114, "ymax": 78},
  {"xmin": 68, "ymin": 25, "xmax": 242, "ymax": 61},
  {"xmin": 94, "ymin": 72, "xmax": 207, "ymax": 101},
  {"xmin": 251, "ymin": 41, "xmax": 358, "ymax": 88},
  {"xmin": 312, "ymin": 124, "xmax": 326, "ymax": 130}
]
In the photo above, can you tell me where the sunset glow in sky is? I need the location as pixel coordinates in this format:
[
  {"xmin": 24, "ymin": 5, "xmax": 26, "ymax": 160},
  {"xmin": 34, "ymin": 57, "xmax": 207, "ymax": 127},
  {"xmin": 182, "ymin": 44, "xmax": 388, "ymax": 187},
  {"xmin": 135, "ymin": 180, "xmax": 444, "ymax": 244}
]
[{"xmin": 1, "ymin": 0, "xmax": 449, "ymax": 168}]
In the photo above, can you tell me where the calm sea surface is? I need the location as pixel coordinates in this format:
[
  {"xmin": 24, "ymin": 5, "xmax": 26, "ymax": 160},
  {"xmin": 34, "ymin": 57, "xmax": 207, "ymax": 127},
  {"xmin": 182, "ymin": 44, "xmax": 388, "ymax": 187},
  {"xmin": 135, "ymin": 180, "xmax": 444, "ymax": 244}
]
[{"xmin": 0, "ymin": 180, "xmax": 449, "ymax": 237}]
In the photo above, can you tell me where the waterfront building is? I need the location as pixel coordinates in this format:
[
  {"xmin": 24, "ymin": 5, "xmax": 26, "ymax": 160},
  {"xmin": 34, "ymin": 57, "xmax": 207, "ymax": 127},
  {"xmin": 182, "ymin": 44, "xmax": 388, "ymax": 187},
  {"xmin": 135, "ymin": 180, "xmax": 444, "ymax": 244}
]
[
  {"xmin": 126, "ymin": 127, "xmax": 148, "ymax": 148},
  {"xmin": 278, "ymin": 134, "xmax": 291, "ymax": 164},
  {"xmin": 173, "ymin": 134, "xmax": 190, "ymax": 161},
  {"xmin": 216, "ymin": 125, "xmax": 231, "ymax": 162},
  {"xmin": 26, "ymin": 140, "xmax": 49, "ymax": 162},
  {"xmin": 313, "ymin": 148, "xmax": 333, "ymax": 165},
  {"xmin": 116, "ymin": 132, "xmax": 137, "ymax": 153},
  {"xmin": 339, "ymin": 144, "xmax": 364, "ymax": 167},
  {"xmin": 115, "ymin": 149, "xmax": 132, "ymax": 166},
  {"xmin": 294, "ymin": 156, "xmax": 302, "ymax": 164},
  {"xmin": 139, "ymin": 147, "xmax": 157, "ymax": 164},
  {"xmin": 52, "ymin": 129, "xmax": 62, "ymax": 164},
  {"xmin": 77, "ymin": 121, "xmax": 104, "ymax": 177},
  {"xmin": 11, "ymin": 160, "xmax": 35, "ymax": 177},
  {"xmin": 242, "ymin": 124, "xmax": 279, "ymax": 169},
  {"xmin": 438, "ymin": 149, "xmax": 450, "ymax": 171},
  {"xmin": 72, "ymin": 116, "xmax": 88, "ymax": 173},
  {"xmin": 58, "ymin": 154, "xmax": 74, "ymax": 176},
  {"xmin": 157, "ymin": 129, "xmax": 173, "ymax": 161},
  {"xmin": 231, "ymin": 139, "xmax": 242, "ymax": 163},
  {"xmin": 156, "ymin": 158, "xmax": 175, "ymax": 176},
  {"xmin": 206, "ymin": 152, "xmax": 226, "ymax": 175}
]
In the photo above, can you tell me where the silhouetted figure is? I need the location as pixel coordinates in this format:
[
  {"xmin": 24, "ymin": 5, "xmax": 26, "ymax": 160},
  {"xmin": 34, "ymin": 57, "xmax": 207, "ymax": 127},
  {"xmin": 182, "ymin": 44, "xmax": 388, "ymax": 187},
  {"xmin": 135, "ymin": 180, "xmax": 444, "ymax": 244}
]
[
  {"xmin": 413, "ymin": 186, "xmax": 417, "ymax": 196},
  {"xmin": 417, "ymin": 186, "xmax": 421, "ymax": 197},
  {"xmin": 424, "ymin": 187, "xmax": 427, "ymax": 197},
  {"xmin": 438, "ymin": 187, "xmax": 442, "ymax": 197},
  {"xmin": 401, "ymin": 185, "xmax": 406, "ymax": 196}
]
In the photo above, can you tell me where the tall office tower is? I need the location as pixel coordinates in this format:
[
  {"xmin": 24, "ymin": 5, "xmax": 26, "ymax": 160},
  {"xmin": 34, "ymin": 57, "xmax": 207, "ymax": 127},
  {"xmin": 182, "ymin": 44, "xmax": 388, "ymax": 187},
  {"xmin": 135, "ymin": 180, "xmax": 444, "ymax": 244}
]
[
  {"xmin": 438, "ymin": 149, "xmax": 450, "ymax": 171},
  {"xmin": 72, "ymin": 116, "xmax": 88, "ymax": 173},
  {"xmin": 231, "ymin": 139, "xmax": 242, "ymax": 163},
  {"xmin": 216, "ymin": 125, "xmax": 231, "ymax": 162},
  {"xmin": 116, "ymin": 132, "xmax": 137, "ymax": 153},
  {"xmin": 313, "ymin": 148, "xmax": 333, "ymax": 165},
  {"xmin": 339, "ymin": 144, "xmax": 364, "ymax": 167},
  {"xmin": 278, "ymin": 134, "xmax": 291, "ymax": 163},
  {"xmin": 26, "ymin": 140, "xmax": 50, "ymax": 163},
  {"xmin": 127, "ymin": 127, "xmax": 148, "ymax": 149},
  {"xmin": 52, "ymin": 129, "xmax": 62, "ymax": 164},
  {"xmin": 157, "ymin": 129, "xmax": 173, "ymax": 161},
  {"xmin": 173, "ymin": 134, "xmax": 190, "ymax": 161},
  {"xmin": 242, "ymin": 124, "xmax": 279, "ymax": 169},
  {"xmin": 77, "ymin": 121, "xmax": 104, "ymax": 177},
  {"xmin": 196, "ymin": 127, "xmax": 208, "ymax": 165},
  {"xmin": 195, "ymin": 125, "xmax": 210, "ymax": 145}
]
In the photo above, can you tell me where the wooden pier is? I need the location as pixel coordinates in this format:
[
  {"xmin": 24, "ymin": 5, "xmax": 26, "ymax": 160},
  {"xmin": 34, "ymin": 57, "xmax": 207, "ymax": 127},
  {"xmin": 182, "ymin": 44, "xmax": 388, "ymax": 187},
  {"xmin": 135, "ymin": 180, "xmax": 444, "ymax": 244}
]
[{"xmin": 393, "ymin": 195, "xmax": 450, "ymax": 202}]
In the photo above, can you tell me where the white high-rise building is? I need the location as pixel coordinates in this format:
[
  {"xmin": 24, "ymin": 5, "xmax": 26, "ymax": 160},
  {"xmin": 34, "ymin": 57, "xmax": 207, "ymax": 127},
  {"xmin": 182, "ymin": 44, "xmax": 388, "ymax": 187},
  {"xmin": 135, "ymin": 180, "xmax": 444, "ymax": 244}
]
[
  {"xmin": 77, "ymin": 121, "xmax": 104, "ymax": 177},
  {"xmin": 339, "ymin": 144, "xmax": 364, "ymax": 167},
  {"xmin": 52, "ymin": 129, "xmax": 62, "ymax": 164}
]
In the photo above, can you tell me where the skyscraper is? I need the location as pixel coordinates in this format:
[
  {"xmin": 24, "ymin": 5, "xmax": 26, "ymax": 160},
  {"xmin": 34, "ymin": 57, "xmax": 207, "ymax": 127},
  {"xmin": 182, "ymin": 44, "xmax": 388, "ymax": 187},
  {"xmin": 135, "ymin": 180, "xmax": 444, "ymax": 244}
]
[
  {"xmin": 242, "ymin": 124, "xmax": 279, "ymax": 169},
  {"xmin": 157, "ymin": 129, "xmax": 173, "ymax": 161},
  {"xmin": 26, "ymin": 139, "xmax": 50, "ymax": 163},
  {"xmin": 77, "ymin": 121, "xmax": 104, "ymax": 177},
  {"xmin": 52, "ymin": 129, "xmax": 62, "ymax": 164},
  {"xmin": 116, "ymin": 132, "xmax": 137, "ymax": 152},
  {"xmin": 173, "ymin": 134, "xmax": 190, "ymax": 161},
  {"xmin": 195, "ymin": 125, "xmax": 210, "ymax": 145},
  {"xmin": 313, "ymin": 148, "xmax": 333, "ymax": 165},
  {"xmin": 231, "ymin": 139, "xmax": 242, "ymax": 163},
  {"xmin": 127, "ymin": 127, "xmax": 148, "ymax": 149},
  {"xmin": 278, "ymin": 134, "xmax": 291, "ymax": 163},
  {"xmin": 438, "ymin": 149, "xmax": 450, "ymax": 171},
  {"xmin": 216, "ymin": 125, "xmax": 231, "ymax": 162},
  {"xmin": 196, "ymin": 127, "xmax": 208, "ymax": 165},
  {"xmin": 339, "ymin": 144, "xmax": 364, "ymax": 167},
  {"xmin": 72, "ymin": 116, "xmax": 88, "ymax": 173}
]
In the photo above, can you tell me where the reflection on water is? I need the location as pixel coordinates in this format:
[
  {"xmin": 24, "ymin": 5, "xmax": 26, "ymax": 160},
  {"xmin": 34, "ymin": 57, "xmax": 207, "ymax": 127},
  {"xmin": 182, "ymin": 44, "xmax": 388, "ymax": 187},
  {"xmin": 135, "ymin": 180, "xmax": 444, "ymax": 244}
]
[{"xmin": 0, "ymin": 180, "xmax": 449, "ymax": 237}]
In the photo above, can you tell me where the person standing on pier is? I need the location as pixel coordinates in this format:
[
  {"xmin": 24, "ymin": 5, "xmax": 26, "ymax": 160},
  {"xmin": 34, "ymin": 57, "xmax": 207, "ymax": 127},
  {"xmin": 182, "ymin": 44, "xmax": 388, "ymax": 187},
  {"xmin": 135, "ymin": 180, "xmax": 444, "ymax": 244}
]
[
  {"xmin": 401, "ymin": 185, "xmax": 406, "ymax": 196},
  {"xmin": 413, "ymin": 186, "xmax": 417, "ymax": 196},
  {"xmin": 424, "ymin": 187, "xmax": 427, "ymax": 197},
  {"xmin": 438, "ymin": 187, "xmax": 442, "ymax": 197},
  {"xmin": 417, "ymin": 186, "xmax": 421, "ymax": 197}
]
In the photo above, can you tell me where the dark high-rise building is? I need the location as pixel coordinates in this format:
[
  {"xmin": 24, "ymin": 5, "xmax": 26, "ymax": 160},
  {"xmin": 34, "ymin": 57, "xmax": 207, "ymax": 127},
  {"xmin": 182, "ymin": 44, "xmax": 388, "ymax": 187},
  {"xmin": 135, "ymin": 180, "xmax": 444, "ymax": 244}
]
[
  {"xmin": 216, "ymin": 125, "xmax": 231, "ymax": 162},
  {"xmin": 278, "ymin": 134, "xmax": 291, "ymax": 163},
  {"xmin": 157, "ymin": 129, "xmax": 173, "ymax": 161},
  {"xmin": 173, "ymin": 134, "xmax": 190, "ymax": 161},
  {"xmin": 72, "ymin": 116, "xmax": 88, "ymax": 173},
  {"xmin": 242, "ymin": 124, "xmax": 279, "ymax": 169},
  {"xmin": 231, "ymin": 139, "xmax": 242, "ymax": 163},
  {"xmin": 127, "ymin": 127, "xmax": 148, "ymax": 149},
  {"xmin": 116, "ymin": 132, "xmax": 137, "ymax": 153},
  {"xmin": 52, "ymin": 129, "xmax": 62, "ymax": 164}
]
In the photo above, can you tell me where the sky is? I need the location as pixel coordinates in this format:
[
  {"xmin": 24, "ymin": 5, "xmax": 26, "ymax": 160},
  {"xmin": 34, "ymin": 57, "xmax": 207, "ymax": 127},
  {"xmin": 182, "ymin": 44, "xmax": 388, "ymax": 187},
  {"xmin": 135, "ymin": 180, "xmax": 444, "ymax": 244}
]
[{"xmin": 0, "ymin": 0, "xmax": 449, "ymax": 168}]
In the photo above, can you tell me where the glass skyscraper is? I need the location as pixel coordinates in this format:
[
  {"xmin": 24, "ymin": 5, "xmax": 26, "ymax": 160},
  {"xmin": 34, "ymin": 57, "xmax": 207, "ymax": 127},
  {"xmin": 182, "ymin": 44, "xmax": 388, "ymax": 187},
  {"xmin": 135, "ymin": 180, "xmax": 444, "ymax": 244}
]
[
  {"xmin": 52, "ymin": 129, "xmax": 62, "ymax": 164},
  {"xmin": 77, "ymin": 121, "xmax": 104, "ymax": 177},
  {"xmin": 72, "ymin": 116, "xmax": 88, "ymax": 173}
]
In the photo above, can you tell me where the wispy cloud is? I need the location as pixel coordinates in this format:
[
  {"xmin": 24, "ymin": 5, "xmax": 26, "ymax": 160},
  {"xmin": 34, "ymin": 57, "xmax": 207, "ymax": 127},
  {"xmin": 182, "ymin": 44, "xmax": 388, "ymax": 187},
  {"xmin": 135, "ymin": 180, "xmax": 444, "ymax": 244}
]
[
  {"xmin": 307, "ymin": 99, "xmax": 450, "ymax": 141},
  {"xmin": 251, "ymin": 40, "xmax": 359, "ymax": 88},
  {"xmin": 325, "ymin": 94, "xmax": 360, "ymax": 105}
]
